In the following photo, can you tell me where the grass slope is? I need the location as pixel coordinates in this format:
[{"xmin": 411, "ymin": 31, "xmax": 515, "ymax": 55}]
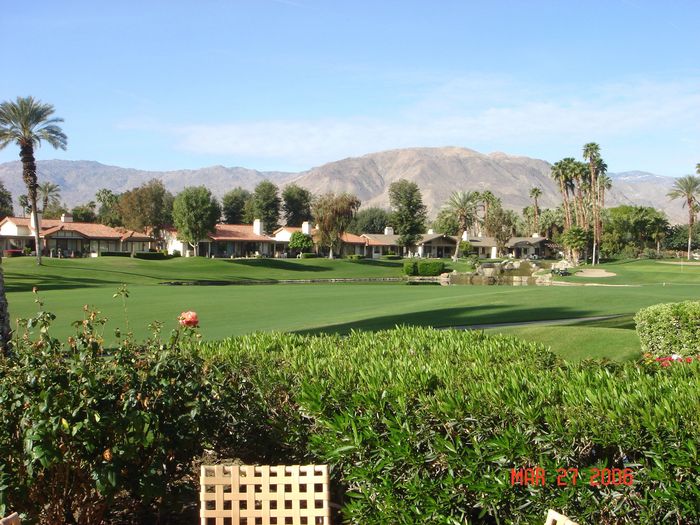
[{"xmin": 2, "ymin": 257, "xmax": 699, "ymax": 362}]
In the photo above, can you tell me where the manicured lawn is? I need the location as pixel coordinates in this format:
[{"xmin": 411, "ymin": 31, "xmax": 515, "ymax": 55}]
[
  {"xmin": 3, "ymin": 257, "xmax": 699, "ymax": 362},
  {"xmin": 560, "ymin": 258, "xmax": 700, "ymax": 286}
]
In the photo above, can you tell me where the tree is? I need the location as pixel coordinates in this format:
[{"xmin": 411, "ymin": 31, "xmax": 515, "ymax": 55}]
[
  {"xmin": 483, "ymin": 204, "xmax": 518, "ymax": 256},
  {"xmin": 95, "ymin": 188, "xmax": 123, "ymax": 227},
  {"xmin": 583, "ymin": 142, "xmax": 603, "ymax": 265},
  {"xmin": 38, "ymin": 181, "xmax": 61, "ymax": 212},
  {"xmin": 0, "ymin": 181, "xmax": 13, "ymax": 220},
  {"xmin": 172, "ymin": 186, "xmax": 221, "ymax": 256},
  {"xmin": 561, "ymin": 226, "xmax": 588, "ymax": 265},
  {"xmin": 444, "ymin": 191, "xmax": 479, "ymax": 259},
  {"xmin": 222, "ymin": 187, "xmax": 252, "ymax": 224},
  {"xmin": 551, "ymin": 159, "xmax": 573, "ymax": 230},
  {"xmin": 18, "ymin": 194, "xmax": 30, "ymax": 217},
  {"xmin": 42, "ymin": 201, "xmax": 69, "ymax": 219},
  {"xmin": 529, "ymin": 187, "xmax": 542, "ymax": 235},
  {"xmin": 431, "ymin": 208, "xmax": 459, "ymax": 236},
  {"xmin": 282, "ymin": 184, "xmax": 313, "ymax": 226},
  {"xmin": 251, "ymin": 181, "xmax": 280, "ymax": 233},
  {"xmin": 71, "ymin": 202, "xmax": 97, "ymax": 223},
  {"xmin": 388, "ymin": 179, "xmax": 427, "ymax": 250},
  {"xmin": 479, "ymin": 190, "xmax": 499, "ymax": 224},
  {"xmin": 348, "ymin": 207, "xmax": 391, "ymax": 235},
  {"xmin": 118, "ymin": 179, "xmax": 174, "ymax": 235},
  {"xmin": 667, "ymin": 175, "xmax": 700, "ymax": 259},
  {"xmin": 312, "ymin": 192, "xmax": 360, "ymax": 259},
  {"xmin": 288, "ymin": 231, "xmax": 314, "ymax": 253},
  {"xmin": 0, "ymin": 96, "xmax": 67, "ymax": 264}
]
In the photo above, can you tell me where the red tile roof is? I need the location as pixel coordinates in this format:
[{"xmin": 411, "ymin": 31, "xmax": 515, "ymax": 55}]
[
  {"xmin": 0, "ymin": 217, "xmax": 153, "ymax": 241},
  {"xmin": 340, "ymin": 232, "xmax": 367, "ymax": 244},
  {"xmin": 208, "ymin": 224, "xmax": 273, "ymax": 242}
]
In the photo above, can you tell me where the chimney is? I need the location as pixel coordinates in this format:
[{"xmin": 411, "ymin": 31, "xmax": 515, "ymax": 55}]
[
  {"xmin": 462, "ymin": 231, "xmax": 469, "ymax": 241},
  {"xmin": 61, "ymin": 213, "xmax": 73, "ymax": 223},
  {"xmin": 301, "ymin": 221, "xmax": 311, "ymax": 235},
  {"xmin": 427, "ymin": 228, "xmax": 434, "ymax": 235},
  {"xmin": 253, "ymin": 218, "xmax": 263, "ymax": 236},
  {"xmin": 384, "ymin": 226, "xmax": 394, "ymax": 235},
  {"xmin": 29, "ymin": 211, "xmax": 42, "ymax": 232}
]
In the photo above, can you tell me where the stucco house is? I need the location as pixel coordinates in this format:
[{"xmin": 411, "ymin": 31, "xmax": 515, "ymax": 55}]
[
  {"xmin": 0, "ymin": 213, "xmax": 152, "ymax": 256},
  {"xmin": 164, "ymin": 219, "xmax": 276, "ymax": 257}
]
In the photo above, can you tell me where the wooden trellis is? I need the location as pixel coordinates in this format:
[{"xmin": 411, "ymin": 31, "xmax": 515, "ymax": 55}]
[
  {"xmin": 544, "ymin": 509, "xmax": 579, "ymax": 525},
  {"xmin": 200, "ymin": 464, "xmax": 331, "ymax": 525}
]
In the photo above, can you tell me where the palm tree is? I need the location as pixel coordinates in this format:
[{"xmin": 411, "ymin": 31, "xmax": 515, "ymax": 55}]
[
  {"xmin": 598, "ymin": 172, "xmax": 612, "ymax": 208},
  {"xmin": 0, "ymin": 97, "xmax": 67, "ymax": 264},
  {"xmin": 583, "ymin": 143, "xmax": 602, "ymax": 264},
  {"xmin": 18, "ymin": 194, "xmax": 30, "ymax": 217},
  {"xmin": 38, "ymin": 181, "xmax": 61, "ymax": 212},
  {"xmin": 551, "ymin": 160, "xmax": 573, "ymax": 230},
  {"xmin": 667, "ymin": 175, "xmax": 700, "ymax": 260},
  {"xmin": 529, "ymin": 187, "xmax": 542, "ymax": 235},
  {"xmin": 480, "ymin": 190, "xmax": 497, "ymax": 223},
  {"xmin": 445, "ymin": 191, "xmax": 479, "ymax": 260}
]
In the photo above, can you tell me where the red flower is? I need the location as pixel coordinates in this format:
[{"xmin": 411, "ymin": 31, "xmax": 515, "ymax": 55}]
[
  {"xmin": 178, "ymin": 311, "xmax": 199, "ymax": 328},
  {"xmin": 686, "ymin": 357, "xmax": 693, "ymax": 363},
  {"xmin": 660, "ymin": 361, "xmax": 671, "ymax": 367}
]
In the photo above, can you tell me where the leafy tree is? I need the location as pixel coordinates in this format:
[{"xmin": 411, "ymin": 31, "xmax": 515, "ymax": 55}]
[
  {"xmin": 349, "ymin": 207, "xmax": 390, "ymax": 234},
  {"xmin": 282, "ymin": 184, "xmax": 313, "ymax": 226},
  {"xmin": 667, "ymin": 175, "xmax": 700, "ymax": 259},
  {"xmin": 95, "ymin": 188, "xmax": 123, "ymax": 227},
  {"xmin": 561, "ymin": 226, "xmax": 588, "ymax": 265},
  {"xmin": 288, "ymin": 231, "xmax": 314, "ymax": 253},
  {"xmin": 483, "ymin": 204, "xmax": 518, "ymax": 256},
  {"xmin": 0, "ymin": 181, "xmax": 13, "ymax": 220},
  {"xmin": 602, "ymin": 206, "xmax": 669, "ymax": 258},
  {"xmin": 444, "ymin": 191, "xmax": 479, "ymax": 259},
  {"xmin": 38, "ymin": 181, "xmax": 61, "ymax": 212},
  {"xmin": 118, "ymin": 179, "xmax": 174, "ymax": 235},
  {"xmin": 539, "ymin": 207, "xmax": 565, "ymax": 239},
  {"xmin": 312, "ymin": 192, "xmax": 360, "ymax": 259},
  {"xmin": 42, "ymin": 201, "xmax": 69, "ymax": 220},
  {"xmin": 666, "ymin": 224, "xmax": 700, "ymax": 252},
  {"xmin": 388, "ymin": 179, "xmax": 427, "ymax": 249},
  {"xmin": 242, "ymin": 198, "xmax": 256, "ymax": 224},
  {"xmin": 431, "ymin": 208, "xmax": 459, "ymax": 236},
  {"xmin": 0, "ymin": 96, "xmax": 67, "ymax": 265},
  {"xmin": 222, "ymin": 187, "xmax": 252, "ymax": 224},
  {"xmin": 71, "ymin": 202, "xmax": 98, "ymax": 223},
  {"xmin": 252, "ymin": 181, "xmax": 280, "ymax": 233},
  {"xmin": 172, "ymin": 186, "xmax": 221, "ymax": 256}
]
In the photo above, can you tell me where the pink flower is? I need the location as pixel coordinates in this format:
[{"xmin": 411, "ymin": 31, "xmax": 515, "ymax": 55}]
[
  {"xmin": 660, "ymin": 361, "xmax": 671, "ymax": 368},
  {"xmin": 178, "ymin": 311, "xmax": 199, "ymax": 328}
]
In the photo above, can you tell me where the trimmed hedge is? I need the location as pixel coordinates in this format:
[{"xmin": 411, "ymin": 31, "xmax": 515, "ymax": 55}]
[
  {"xmin": 300, "ymin": 252, "xmax": 317, "ymax": 259},
  {"xmin": 417, "ymin": 260, "xmax": 445, "ymax": 276},
  {"xmin": 403, "ymin": 260, "xmax": 418, "ymax": 276},
  {"xmin": 380, "ymin": 254, "xmax": 402, "ymax": 260},
  {"xmin": 100, "ymin": 251, "xmax": 131, "ymax": 257},
  {"xmin": 635, "ymin": 301, "xmax": 700, "ymax": 357},
  {"xmin": 202, "ymin": 328, "xmax": 700, "ymax": 524},
  {"xmin": 345, "ymin": 254, "xmax": 364, "ymax": 261},
  {"xmin": 132, "ymin": 251, "xmax": 169, "ymax": 260}
]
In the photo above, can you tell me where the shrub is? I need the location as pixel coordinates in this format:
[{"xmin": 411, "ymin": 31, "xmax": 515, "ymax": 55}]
[
  {"xmin": 417, "ymin": 260, "xmax": 445, "ymax": 276},
  {"xmin": 300, "ymin": 252, "xmax": 317, "ymax": 259},
  {"xmin": 403, "ymin": 260, "xmax": 418, "ymax": 276},
  {"xmin": 132, "ymin": 251, "xmax": 169, "ymax": 260},
  {"xmin": 2, "ymin": 249, "xmax": 23, "ymax": 257},
  {"xmin": 380, "ymin": 254, "xmax": 402, "ymax": 260},
  {"xmin": 203, "ymin": 328, "xmax": 700, "ymax": 525},
  {"xmin": 172, "ymin": 249, "xmax": 181, "ymax": 257},
  {"xmin": 100, "ymin": 251, "xmax": 131, "ymax": 257},
  {"xmin": 635, "ymin": 301, "xmax": 700, "ymax": 357},
  {"xmin": 22, "ymin": 246, "xmax": 31, "ymax": 256},
  {"xmin": 345, "ymin": 254, "xmax": 364, "ymax": 261}
]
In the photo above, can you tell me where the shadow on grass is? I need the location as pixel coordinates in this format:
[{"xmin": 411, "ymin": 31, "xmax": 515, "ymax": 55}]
[
  {"xmin": 4, "ymin": 274, "xmax": 132, "ymax": 293},
  {"xmin": 224, "ymin": 259, "xmax": 331, "ymax": 272},
  {"xmin": 293, "ymin": 304, "xmax": 601, "ymax": 336}
]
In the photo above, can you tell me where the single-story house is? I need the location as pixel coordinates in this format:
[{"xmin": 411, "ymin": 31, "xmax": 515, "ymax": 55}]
[
  {"xmin": 164, "ymin": 219, "xmax": 276, "ymax": 257},
  {"xmin": 273, "ymin": 222, "xmax": 367, "ymax": 257},
  {"xmin": 466, "ymin": 235, "xmax": 554, "ymax": 259},
  {"xmin": 362, "ymin": 227, "xmax": 403, "ymax": 258},
  {"xmin": 0, "ymin": 213, "xmax": 153, "ymax": 256}
]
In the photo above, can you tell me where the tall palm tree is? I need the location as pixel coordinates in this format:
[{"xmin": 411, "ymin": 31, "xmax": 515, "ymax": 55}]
[
  {"xmin": 18, "ymin": 194, "xmax": 30, "ymax": 217},
  {"xmin": 0, "ymin": 96, "xmax": 67, "ymax": 265},
  {"xmin": 667, "ymin": 175, "xmax": 700, "ymax": 260},
  {"xmin": 38, "ymin": 181, "xmax": 61, "ymax": 212},
  {"xmin": 583, "ymin": 143, "xmax": 602, "ymax": 264},
  {"xmin": 480, "ymin": 190, "xmax": 497, "ymax": 224},
  {"xmin": 529, "ymin": 187, "xmax": 542, "ymax": 235},
  {"xmin": 598, "ymin": 172, "xmax": 612, "ymax": 208},
  {"xmin": 551, "ymin": 159, "xmax": 572, "ymax": 230},
  {"xmin": 445, "ymin": 191, "xmax": 479, "ymax": 260}
]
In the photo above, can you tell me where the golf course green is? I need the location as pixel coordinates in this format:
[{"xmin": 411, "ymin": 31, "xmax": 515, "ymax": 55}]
[{"xmin": 3, "ymin": 256, "xmax": 698, "ymax": 362}]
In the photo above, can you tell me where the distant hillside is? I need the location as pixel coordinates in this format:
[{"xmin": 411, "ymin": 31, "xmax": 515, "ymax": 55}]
[{"xmin": 0, "ymin": 149, "xmax": 685, "ymax": 223}]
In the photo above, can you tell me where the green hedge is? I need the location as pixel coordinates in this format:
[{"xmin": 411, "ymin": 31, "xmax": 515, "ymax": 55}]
[
  {"xmin": 345, "ymin": 254, "xmax": 364, "ymax": 261},
  {"xmin": 635, "ymin": 301, "xmax": 700, "ymax": 357},
  {"xmin": 417, "ymin": 260, "xmax": 445, "ymax": 276},
  {"xmin": 132, "ymin": 251, "xmax": 169, "ymax": 260},
  {"xmin": 300, "ymin": 252, "xmax": 317, "ymax": 259},
  {"xmin": 403, "ymin": 260, "xmax": 418, "ymax": 276},
  {"xmin": 380, "ymin": 254, "xmax": 402, "ymax": 260},
  {"xmin": 100, "ymin": 251, "xmax": 131, "ymax": 257},
  {"xmin": 202, "ymin": 328, "xmax": 700, "ymax": 524}
]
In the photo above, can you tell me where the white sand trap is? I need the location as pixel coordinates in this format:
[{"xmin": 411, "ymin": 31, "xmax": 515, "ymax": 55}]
[
  {"xmin": 575, "ymin": 269, "xmax": 617, "ymax": 278},
  {"xmin": 657, "ymin": 261, "xmax": 700, "ymax": 266}
]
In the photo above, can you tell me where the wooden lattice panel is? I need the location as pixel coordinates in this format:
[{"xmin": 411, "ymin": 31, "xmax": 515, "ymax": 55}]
[
  {"xmin": 200, "ymin": 464, "xmax": 331, "ymax": 525},
  {"xmin": 544, "ymin": 509, "xmax": 579, "ymax": 525}
]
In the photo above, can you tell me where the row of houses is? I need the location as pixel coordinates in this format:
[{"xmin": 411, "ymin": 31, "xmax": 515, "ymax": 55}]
[{"xmin": 0, "ymin": 214, "xmax": 555, "ymax": 259}]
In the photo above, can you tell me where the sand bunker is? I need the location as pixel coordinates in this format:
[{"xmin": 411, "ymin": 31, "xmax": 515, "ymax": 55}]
[
  {"xmin": 657, "ymin": 261, "xmax": 700, "ymax": 266},
  {"xmin": 575, "ymin": 269, "xmax": 617, "ymax": 278}
]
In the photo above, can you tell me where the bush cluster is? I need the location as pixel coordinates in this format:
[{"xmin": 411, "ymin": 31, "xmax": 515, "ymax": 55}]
[
  {"xmin": 635, "ymin": 301, "xmax": 700, "ymax": 357},
  {"xmin": 403, "ymin": 260, "xmax": 418, "ymax": 275},
  {"xmin": 417, "ymin": 260, "xmax": 445, "ymax": 276},
  {"xmin": 132, "ymin": 251, "xmax": 170, "ymax": 260},
  {"xmin": 202, "ymin": 328, "xmax": 700, "ymax": 524},
  {"xmin": 300, "ymin": 252, "xmax": 317, "ymax": 259},
  {"xmin": 345, "ymin": 254, "xmax": 364, "ymax": 261},
  {"xmin": 380, "ymin": 254, "xmax": 402, "ymax": 260},
  {"xmin": 99, "ymin": 251, "xmax": 131, "ymax": 257}
]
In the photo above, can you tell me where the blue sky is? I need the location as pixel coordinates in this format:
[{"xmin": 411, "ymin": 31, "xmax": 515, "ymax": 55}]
[{"xmin": 1, "ymin": 0, "xmax": 699, "ymax": 175}]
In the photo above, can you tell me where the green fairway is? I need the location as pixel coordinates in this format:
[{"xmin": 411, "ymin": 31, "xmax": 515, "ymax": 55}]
[
  {"xmin": 2, "ymin": 257, "xmax": 699, "ymax": 362},
  {"xmin": 560, "ymin": 258, "xmax": 700, "ymax": 286}
]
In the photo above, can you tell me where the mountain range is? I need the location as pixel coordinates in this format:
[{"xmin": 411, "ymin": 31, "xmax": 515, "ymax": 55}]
[{"xmin": 0, "ymin": 147, "xmax": 685, "ymax": 223}]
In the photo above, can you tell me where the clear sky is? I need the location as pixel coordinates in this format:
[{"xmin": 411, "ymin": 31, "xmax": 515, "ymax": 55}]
[{"xmin": 1, "ymin": 0, "xmax": 699, "ymax": 175}]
